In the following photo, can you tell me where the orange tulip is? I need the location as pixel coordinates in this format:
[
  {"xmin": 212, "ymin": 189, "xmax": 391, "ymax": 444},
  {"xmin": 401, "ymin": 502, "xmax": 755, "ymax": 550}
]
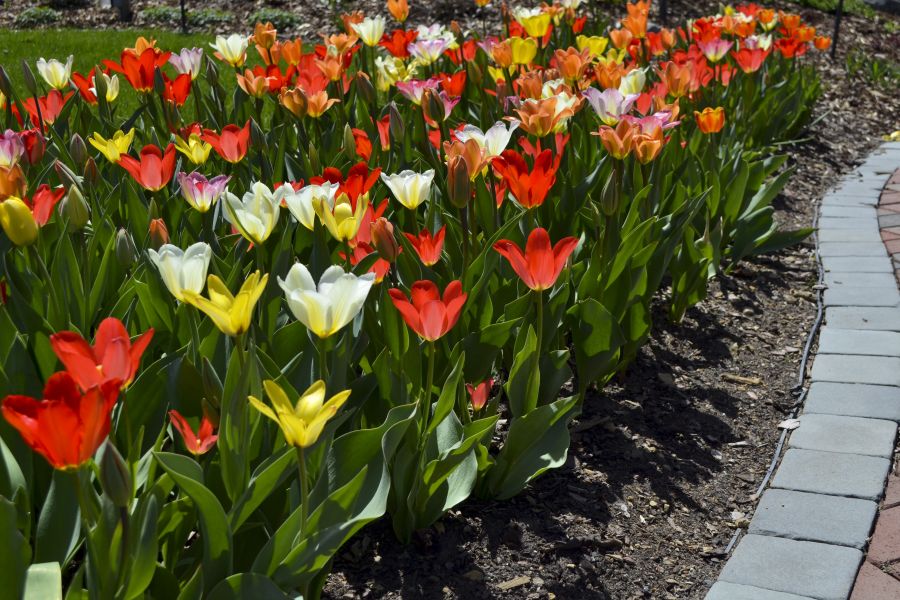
[
  {"xmin": 632, "ymin": 128, "xmax": 664, "ymax": 164},
  {"xmin": 316, "ymin": 53, "xmax": 345, "ymax": 82},
  {"xmin": 387, "ymin": 0, "xmax": 409, "ymax": 22},
  {"xmin": 514, "ymin": 97, "xmax": 573, "ymax": 138},
  {"xmin": 443, "ymin": 138, "xmax": 487, "ymax": 179},
  {"xmin": 695, "ymin": 107, "xmax": 725, "ymax": 134},
  {"xmin": 657, "ymin": 61, "xmax": 692, "ymax": 99},
  {"xmin": 252, "ymin": 21, "xmax": 277, "ymax": 50},
  {"xmin": 593, "ymin": 121, "xmax": 634, "ymax": 160},
  {"xmin": 554, "ymin": 47, "xmax": 592, "ymax": 83},
  {"xmin": 281, "ymin": 39, "xmax": 304, "ymax": 66},
  {"xmin": 279, "ymin": 87, "xmax": 308, "ymax": 117},
  {"xmin": 306, "ymin": 90, "xmax": 340, "ymax": 118},
  {"xmin": 237, "ymin": 70, "xmax": 270, "ymax": 98},
  {"xmin": 813, "ymin": 36, "xmax": 831, "ymax": 51},
  {"xmin": 608, "ymin": 28, "xmax": 634, "ymax": 50},
  {"xmin": 0, "ymin": 165, "xmax": 26, "ymax": 200}
]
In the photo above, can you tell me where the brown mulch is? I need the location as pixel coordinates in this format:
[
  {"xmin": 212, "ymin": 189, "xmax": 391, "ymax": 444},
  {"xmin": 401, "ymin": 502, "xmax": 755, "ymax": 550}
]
[{"xmin": 2, "ymin": 1, "xmax": 898, "ymax": 599}]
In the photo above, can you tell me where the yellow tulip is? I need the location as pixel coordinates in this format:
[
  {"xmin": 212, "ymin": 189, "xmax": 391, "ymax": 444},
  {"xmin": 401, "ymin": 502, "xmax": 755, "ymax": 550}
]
[
  {"xmin": 515, "ymin": 11, "xmax": 552, "ymax": 38},
  {"xmin": 314, "ymin": 192, "xmax": 368, "ymax": 243},
  {"xmin": 249, "ymin": 379, "xmax": 351, "ymax": 448},
  {"xmin": 174, "ymin": 134, "xmax": 213, "ymax": 165},
  {"xmin": 0, "ymin": 197, "xmax": 38, "ymax": 247},
  {"xmin": 508, "ymin": 37, "xmax": 538, "ymax": 65},
  {"xmin": 182, "ymin": 271, "xmax": 268, "ymax": 337},
  {"xmin": 576, "ymin": 35, "xmax": 609, "ymax": 58},
  {"xmin": 89, "ymin": 129, "xmax": 135, "ymax": 163}
]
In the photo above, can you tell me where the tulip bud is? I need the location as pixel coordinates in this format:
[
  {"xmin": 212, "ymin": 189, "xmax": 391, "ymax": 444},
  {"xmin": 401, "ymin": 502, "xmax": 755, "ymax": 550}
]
[
  {"xmin": 389, "ymin": 103, "xmax": 404, "ymax": 141},
  {"xmin": 307, "ymin": 140, "xmax": 321, "ymax": 174},
  {"xmin": 371, "ymin": 217, "xmax": 400, "ymax": 262},
  {"xmin": 20, "ymin": 129, "xmax": 45, "ymax": 166},
  {"xmin": 54, "ymin": 160, "xmax": 80, "ymax": 190},
  {"xmin": 201, "ymin": 357, "xmax": 223, "ymax": 410},
  {"xmin": 93, "ymin": 65, "xmax": 108, "ymax": 103},
  {"xmin": 447, "ymin": 155, "xmax": 471, "ymax": 209},
  {"xmin": 342, "ymin": 123, "xmax": 356, "ymax": 158},
  {"xmin": 450, "ymin": 20, "xmax": 463, "ymax": 39},
  {"xmin": 148, "ymin": 198, "xmax": 160, "ymax": 220},
  {"xmin": 0, "ymin": 66, "xmax": 12, "ymax": 98},
  {"xmin": 205, "ymin": 58, "xmax": 220, "ymax": 86},
  {"xmin": 99, "ymin": 442, "xmax": 132, "ymax": 509},
  {"xmin": 149, "ymin": 218, "xmax": 169, "ymax": 249},
  {"xmin": 600, "ymin": 169, "xmax": 619, "ymax": 216},
  {"xmin": 20, "ymin": 60, "xmax": 37, "ymax": 97},
  {"xmin": 0, "ymin": 165, "xmax": 26, "ymax": 200},
  {"xmin": 115, "ymin": 228, "xmax": 137, "ymax": 268},
  {"xmin": 69, "ymin": 134, "xmax": 87, "ymax": 168},
  {"xmin": 355, "ymin": 72, "xmax": 375, "ymax": 106},
  {"xmin": 83, "ymin": 157, "xmax": 100, "ymax": 186},
  {"xmin": 59, "ymin": 187, "xmax": 90, "ymax": 231},
  {"xmin": 421, "ymin": 89, "xmax": 443, "ymax": 124}
]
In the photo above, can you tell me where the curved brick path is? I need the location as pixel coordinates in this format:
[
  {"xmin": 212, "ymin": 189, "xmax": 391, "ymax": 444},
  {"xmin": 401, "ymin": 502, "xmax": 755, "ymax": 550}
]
[{"xmin": 705, "ymin": 141, "xmax": 900, "ymax": 600}]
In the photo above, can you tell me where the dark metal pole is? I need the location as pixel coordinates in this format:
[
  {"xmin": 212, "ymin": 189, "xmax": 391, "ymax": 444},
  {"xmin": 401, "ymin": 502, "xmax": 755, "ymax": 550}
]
[
  {"xmin": 660, "ymin": 0, "xmax": 668, "ymax": 26},
  {"xmin": 831, "ymin": 0, "xmax": 844, "ymax": 61},
  {"xmin": 180, "ymin": 0, "xmax": 188, "ymax": 34}
]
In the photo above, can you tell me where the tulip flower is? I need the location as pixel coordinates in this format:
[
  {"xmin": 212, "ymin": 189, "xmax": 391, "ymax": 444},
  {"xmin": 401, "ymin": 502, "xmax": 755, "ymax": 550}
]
[
  {"xmin": 148, "ymin": 242, "xmax": 213, "ymax": 302},
  {"xmin": 494, "ymin": 228, "xmax": 578, "ymax": 292},
  {"xmin": 396, "ymin": 78, "xmax": 440, "ymax": 105},
  {"xmin": 202, "ymin": 122, "xmax": 251, "ymax": 164},
  {"xmin": 467, "ymin": 378, "xmax": 493, "ymax": 411},
  {"xmin": 594, "ymin": 120, "xmax": 635, "ymax": 160},
  {"xmin": 278, "ymin": 263, "xmax": 375, "ymax": 338},
  {"xmin": 237, "ymin": 69, "xmax": 271, "ymax": 98},
  {"xmin": 408, "ymin": 39, "xmax": 450, "ymax": 65},
  {"xmin": 22, "ymin": 184, "xmax": 64, "ymax": 226},
  {"xmin": 389, "ymin": 280, "xmax": 467, "ymax": 342},
  {"xmin": 249, "ymin": 380, "xmax": 351, "ymax": 449},
  {"xmin": 50, "ymin": 318, "xmax": 154, "ymax": 391},
  {"xmin": 149, "ymin": 218, "xmax": 170, "ymax": 249},
  {"xmin": 455, "ymin": 120, "xmax": 519, "ymax": 160},
  {"xmin": 177, "ymin": 172, "xmax": 230, "ymax": 213},
  {"xmin": 371, "ymin": 218, "xmax": 400, "ymax": 262},
  {"xmin": 695, "ymin": 107, "xmax": 725, "ymax": 134},
  {"xmin": 169, "ymin": 48, "xmax": 204, "ymax": 80},
  {"xmin": 513, "ymin": 7, "xmax": 552, "ymax": 38},
  {"xmin": 91, "ymin": 72, "xmax": 120, "ymax": 103},
  {"xmin": 168, "ymin": 410, "xmax": 218, "ymax": 456},
  {"xmin": 0, "ymin": 197, "xmax": 38, "ymax": 246},
  {"xmin": 161, "ymin": 73, "xmax": 192, "ymax": 106},
  {"xmin": 814, "ymin": 36, "xmax": 831, "ymax": 51},
  {"xmin": 174, "ymin": 133, "xmax": 213, "ymax": 165},
  {"xmin": 88, "ymin": 129, "xmax": 135, "ymax": 163},
  {"xmin": 2, "ymin": 372, "xmax": 121, "ymax": 470},
  {"xmin": 0, "ymin": 130, "xmax": 24, "ymax": 168},
  {"xmin": 351, "ymin": 16, "xmax": 386, "ymax": 46},
  {"xmin": 223, "ymin": 182, "xmax": 285, "ymax": 245},
  {"xmin": 305, "ymin": 90, "xmax": 340, "ymax": 118},
  {"xmin": 283, "ymin": 182, "xmax": 339, "ymax": 231},
  {"xmin": 315, "ymin": 192, "xmax": 369, "ymax": 243},
  {"xmin": 404, "ymin": 226, "xmax": 445, "ymax": 266},
  {"xmin": 491, "ymin": 149, "xmax": 558, "ymax": 209},
  {"xmin": 513, "ymin": 97, "xmax": 573, "ymax": 138},
  {"xmin": 387, "ymin": 0, "xmax": 409, "ymax": 22},
  {"xmin": 508, "ymin": 37, "xmax": 539, "ymax": 65},
  {"xmin": 697, "ymin": 38, "xmax": 733, "ymax": 63},
  {"xmin": 618, "ymin": 68, "xmax": 646, "ymax": 96},
  {"xmin": 21, "ymin": 90, "xmax": 72, "ymax": 127},
  {"xmin": 583, "ymin": 88, "xmax": 638, "ymax": 126},
  {"xmin": 380, "ymin": 169, "xmax": 435, "ymax": 210},
  {"xmin": 576, "ymin": 35, "xmax": 609, "ymax": 57},
  {"xmin": 210, "ymin": 34, "xmax": 249, "ymax": 67},
  {"xmin": 731, "ymin": 47, "xmax": 769, "ymax": 73},
  {"xmin": 103, "ymin": 48, "xmax": 171, "ymax": 93},
  {"xmin": 182, "ymin": 271, "xmax": 268, "ymax": 338},
  {"xmin": 36, "ymin": 56, "xmax": 73, "ymax": 90},
  {"xmin": 118, "ymin": 144, "xmax": 177, "ymax": 192},
  {"xmin": 379, "ymin": 31, "xmax": 417, "ymax": 59}
]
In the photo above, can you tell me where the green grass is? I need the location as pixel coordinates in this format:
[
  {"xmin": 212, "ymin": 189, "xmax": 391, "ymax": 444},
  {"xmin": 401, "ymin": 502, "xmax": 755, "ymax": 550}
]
[{"xmin": 0, "ymin": 28, "xmax": 217, "ymax": 114}]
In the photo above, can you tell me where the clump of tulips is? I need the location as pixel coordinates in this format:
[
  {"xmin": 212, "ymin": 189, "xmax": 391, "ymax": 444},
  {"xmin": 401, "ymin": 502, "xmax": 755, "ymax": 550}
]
[{"xmin": 0, "ymin": 1, "xmax": 823, "ymax": 596}]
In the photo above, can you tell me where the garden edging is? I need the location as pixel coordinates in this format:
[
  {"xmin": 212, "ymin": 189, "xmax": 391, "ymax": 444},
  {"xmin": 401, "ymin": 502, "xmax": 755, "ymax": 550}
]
[{"xmin": 705, "ymin": 141, "xmax": 900, "ymax": 600}]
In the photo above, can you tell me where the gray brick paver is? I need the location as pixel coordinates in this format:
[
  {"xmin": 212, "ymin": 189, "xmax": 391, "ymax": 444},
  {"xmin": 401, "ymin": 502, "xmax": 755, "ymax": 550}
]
[
  {"xmin": 810, "ymin": 354, "xmax": 900, "ymax": 386},
  {"xmin": 803, "ymin": 382, "xmax": 900, "ymax": 422},
  {"xmin": 817, "ymin": 328, "xmax": 900, "ymax": 357},
  {"xmin": 705, "ymin": 582, "xmax": 815, "ymax": 600},
  {"xmin": 770, "ymin": 449, "xmax": 890, "ymax": 500},
  {"xmin": 787, "ymin": 414, "xmax": 897, "ymax": 458}
]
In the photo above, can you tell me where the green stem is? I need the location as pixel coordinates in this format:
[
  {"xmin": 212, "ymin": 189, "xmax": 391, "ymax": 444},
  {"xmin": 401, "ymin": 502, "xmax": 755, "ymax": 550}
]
[
  {"xmin": 317, "ymin": 336, "xmax": 330, "ymax": 384},
  {"xmin": 295, "ymin": 445, "xmax": 310, "ymax": 598},
  {"xmin": 535, "ymin": 289, "xmax": 544, "ymax": 355},
  {"xmin": 422, "ymin": 341, "xmax": 436, "ymax": 435}
]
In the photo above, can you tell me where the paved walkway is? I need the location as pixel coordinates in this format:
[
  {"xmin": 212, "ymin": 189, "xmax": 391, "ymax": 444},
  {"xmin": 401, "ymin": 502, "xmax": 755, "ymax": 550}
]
[{"xmin": 705, "ymin": 141, "xmax": 900, "ymax": 600}]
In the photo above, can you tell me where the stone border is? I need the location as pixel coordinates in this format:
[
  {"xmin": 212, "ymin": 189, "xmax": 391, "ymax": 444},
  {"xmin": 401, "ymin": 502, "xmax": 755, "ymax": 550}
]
[{"xmin": 705, "ymin": 142, "xmax": 900, "ymax": 600}]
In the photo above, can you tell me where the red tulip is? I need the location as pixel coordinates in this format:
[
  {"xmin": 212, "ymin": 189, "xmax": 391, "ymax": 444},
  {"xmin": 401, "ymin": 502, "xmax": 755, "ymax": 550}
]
[
  {"xmin": 467, "ymin": 378, "xmax": 493, "ymax": 411},
  {"xmin": 168, "ymin": 410, "xmax": 218, "ymax": 456},
  {"xmin": 72, "ymin": 69, "xmax": 99, "ymax": 104},
  {"xmin": 50, "ymin": 317, "xmax": 154, "ymax": 391},
  {"xmin": 389, "ymin": 280, "xmax": 467, "ymax": 342},
  {"xmin": 403, "ymin": 225, "xmax": 445, "ymax": 266},
  {"xmin": 161, "ymin": 73, "xmax": 192, "ymax": 106},
  {"xmin": 23, "ymin": 184, "xmax": 65, "ymax": 226},
  {"xmin": 2, "ymin": 372, "xmax": 120, "ymax": 470},
  {"xmin": 490, "ymin": 149, "xmax": 558, "ymax": 209},
  {"xmin": 201, "ymin": 121, "xmax": 251, "ymax": 164},
  {"xmin": 730, "ymin": 47, "xmax": 769, "ymax": 73},
  {"xmin": 103, "ymin": 47, "xmax": 172, "ymax": 93},
  {"xmin": 118, "ymin": 144, "xmax": 177, "ymax": 191},
  {"xmin": 20, "ymin": 90, "xmax": 73, "ymax": 127},
  {"xmin": 493, "ymin": 227, "xmax": 578, "ymax": 291},
  {"xmin": 19, "ymin": 129, "xmax": 46, "ymax": 165},
  {"xmin": 379, "ymin": 29, "xmax": 418, "ymax": 58}
]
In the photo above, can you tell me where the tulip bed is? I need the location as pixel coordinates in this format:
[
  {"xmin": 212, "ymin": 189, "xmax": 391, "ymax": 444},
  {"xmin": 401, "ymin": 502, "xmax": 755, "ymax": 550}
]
[{"xmin": 0, "ymin": 1, "xmax": 827, "ymax": 598}]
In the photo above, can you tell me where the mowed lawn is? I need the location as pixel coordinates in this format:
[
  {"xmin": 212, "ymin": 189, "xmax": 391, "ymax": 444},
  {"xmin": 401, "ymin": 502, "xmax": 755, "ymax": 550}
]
[{"xmin": 0, "ymin": 28, "xmax": 220, "ymax": 114}]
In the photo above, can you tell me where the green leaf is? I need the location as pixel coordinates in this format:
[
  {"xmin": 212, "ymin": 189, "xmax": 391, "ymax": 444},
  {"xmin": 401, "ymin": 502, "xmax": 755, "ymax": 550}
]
[
  {"xmin": 35, "ymin": 470, "xmax": 80, "ymax": 566},
  {"xmin": 123, "ymin": 494, "xmax": 159, "ymax": 600},
  {"xmin": 228, "ymin": 447, "xmax": 295, "ymax": 531},
  {"xmin": 207, "ymin": 574, "xmax": 289, "ymax": 600},
  {"xmin": 0, "ymin": 496, "xmax": 29, "ymax": 599},
  {"xmin": 23, "ymin": 562, "xmax": 62, "ymax": 600},
  {"xmin": 154, "ymin": 452, "xmax": 233, "ymax": 593},
  {"xmin": 505, "ymin": 326, "xmax": 539, "ymax": 418},
  {"xmin": 426, "ymin": 352, "xmax": 465, "ymax": 437},
  {"xmin": 566, "ymin": 299, "xmax": 624, "ymax": 391}
]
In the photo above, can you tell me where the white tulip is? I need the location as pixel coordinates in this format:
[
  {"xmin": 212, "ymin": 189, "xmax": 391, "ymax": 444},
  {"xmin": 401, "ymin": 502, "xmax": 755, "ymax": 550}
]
[
  {"xmin": 618, "ymin": 68, "xmax": 646, "ymax": 96},
  {"xmin": 210, "ymin": 34, "xmax": 248, "ymax": 67},
  {"xmin": 223, "ymin": 182, "xmax": 285, "ymax": 245},
  {"xmin": 455, "ymin": 120, "xmax": 519, "ymax": 159},
  {"xmin": 278, "ymin": 263, "xmax": 375, "ymax": 338},
  {"xmin": 148, "ymin": 242, "xmax": 212, "ymax": 302},
  {"xmin": 351, "ymin": 16, "xmax": 386, "ymax": 47},
  {"xmin": 36, "ymin": 56, "xmax": 73, "ymax": 90},
  {"xmin": 283, "ymin": 182, "xmax": 339, "ymax": 231},
  {"xmin": 380, "ymin": 169, "xmax": 435, "ymax": 210}
]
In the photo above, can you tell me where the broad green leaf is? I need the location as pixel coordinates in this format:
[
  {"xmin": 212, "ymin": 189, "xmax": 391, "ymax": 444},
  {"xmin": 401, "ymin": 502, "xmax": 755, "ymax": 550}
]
[{"xmin": 23, "ymin": 562, "xmax": 62, "ymax": 600}]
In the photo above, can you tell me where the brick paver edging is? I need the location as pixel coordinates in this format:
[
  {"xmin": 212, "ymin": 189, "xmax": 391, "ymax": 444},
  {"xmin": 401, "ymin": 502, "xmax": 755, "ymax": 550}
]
[{"xmin": 705, "ymin": 141, "xmax": 900, "ymax": 600}]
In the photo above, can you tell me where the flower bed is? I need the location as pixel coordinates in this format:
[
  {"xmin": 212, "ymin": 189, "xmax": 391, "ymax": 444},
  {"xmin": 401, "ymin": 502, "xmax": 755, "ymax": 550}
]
[{"xmin": 0, "ymin": 2, "xmax": 830, "ymax": 597}]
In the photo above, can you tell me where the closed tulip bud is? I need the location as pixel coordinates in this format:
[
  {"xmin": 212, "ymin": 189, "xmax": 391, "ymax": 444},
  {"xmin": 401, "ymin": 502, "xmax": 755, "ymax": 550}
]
[
  {"xmin": 93, "ymin": 65, "xmax": 108, "ymax": 102},
  {"xmin": 20, "ymin": 60, "xmax": 37, "ymax": 97},
  {"xmin": 54, "ymin": 160, "xmax": 80, "ymax": 190},
  {"xmin": 389, "ymin": 103, "xmax": 404, "ymax": 141},
  {"xmin": 250, "ymin": 119, "xmax": 267, "ymax": 151},
  {"xmin": 355, "ymin": 72, "xmax": 375, "ymax": 105},
  {"xmin": 0, "ymin": 66, "xmax": 12, "ymax": 98},
  {"xmin": 469, "ymin": 62, "xmax": 483, "ymax": 87},
  {"xmin": 372, "ymin": 217, "xmax": 400, "ymax": 262},
  {"xmin": 447, "ymin": 155, "xmax": 471, "ymax": 209},
  {"xmin": 149, "ymin": 218, "xmax": 169, "ymax": 249},
  {"xmin": 342, "ymin": 123, "xmax": 356, "ymax": 158},
  {"xmin": 307, "ymin": 140, "xmax": 321, "ymax": 174},
  {"xmin": 205, "ymin": 57, "xmax": 219, "ymax": 86},
  {"xmin": 99, "ymin": 442, "xmax": 132, "ymax": 508},
  {"xmin": 115, "ymin": 228, "xmax": 137, "ymax": 268},
  {"xmin": 422, "ymin": 89, "xmax": 443, "ymax": 124},
  {"xmin": 83, "ymin": 157, "xmax": 100, "ymax": 186},
  {"xmin": 148, "ymin": 198, "xmax": 160, "ymax": 221},
  {"xmin": 600, "ymin": 170, "xmax": 619, "ymax": 216},
  {"xmin": 69, "ymin": 133, "xmax": 87, "ymax": 167},
  {"xmin": 59, "ymin": 186, "xmax": 90, "ymax": 231}
]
